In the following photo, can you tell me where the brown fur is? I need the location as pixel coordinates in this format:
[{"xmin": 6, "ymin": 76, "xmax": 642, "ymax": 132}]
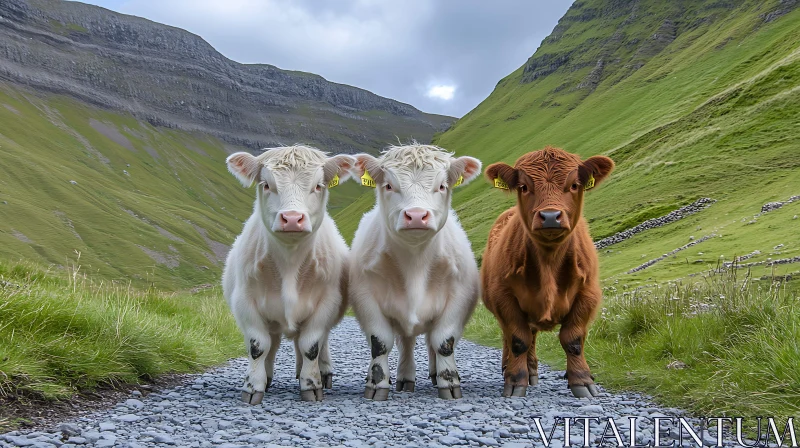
[{"xmin": 481, "ymin": 146, "xmax": 614, "ymax": 392}]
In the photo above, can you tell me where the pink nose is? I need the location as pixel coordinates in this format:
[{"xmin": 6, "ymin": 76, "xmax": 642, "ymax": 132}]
[
  {"xmin": 403, "ymin": 208, "xmax": 430, "ymax": 229},
  {"xmin": 280, "ymin": 211, "xmax": 306, "ymax": 232}
]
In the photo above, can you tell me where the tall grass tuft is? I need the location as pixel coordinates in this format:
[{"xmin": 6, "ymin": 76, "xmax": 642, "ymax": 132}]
[{"xmin": 0, "ymin": 260, "xmax": 241, "ymax": 400}]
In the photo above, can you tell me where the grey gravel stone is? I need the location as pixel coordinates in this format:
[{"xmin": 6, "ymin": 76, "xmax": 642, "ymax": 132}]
[
  {"xmin": 57, "ymin": 424, "xmax": 80, "ymax": 438},
  {"xmin": 153, "ymin": 434, "xmax": 175, "ymax": 445},
  {"xmin": 124, "ymin": 399, "xmax": 144, "ymax": 410}
]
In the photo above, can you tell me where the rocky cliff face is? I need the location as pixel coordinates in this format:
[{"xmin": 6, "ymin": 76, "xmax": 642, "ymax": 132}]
[
  {"xmin": 521, "ymin": 0, "xmax": 797, "ymax": 90},
  {"xmin": 0, "ymin": 0, "xmax": 453, "ymax": 152}
]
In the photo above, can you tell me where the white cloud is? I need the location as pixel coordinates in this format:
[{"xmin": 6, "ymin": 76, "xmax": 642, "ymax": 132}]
[{"xmin": 426, "ymin": 85, "xmax": 456, "ymax": 101}]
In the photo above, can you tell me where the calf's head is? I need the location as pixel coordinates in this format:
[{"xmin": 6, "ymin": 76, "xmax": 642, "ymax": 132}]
[
  {"xmin": 351, "ymin": 144, "xmax": 481, "ymax": 243},
  {"xmin": 226, "ymin": 145, "xmax": 354, "ymax": 238},
  {"xmin": 486, "ymin": 146, "xmax": 613, "ymax": 245}
]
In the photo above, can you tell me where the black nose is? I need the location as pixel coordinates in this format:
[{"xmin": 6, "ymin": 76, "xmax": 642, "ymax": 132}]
[{"xmin": 540, "ymin": 210, "xmax": 562, "ymax": 228}]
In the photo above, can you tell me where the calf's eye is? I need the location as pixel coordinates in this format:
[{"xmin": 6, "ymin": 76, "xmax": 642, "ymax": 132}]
[
  {"xmin": 439, "ymin": 184, "xmax": 446, "ymax": 192},
  {"xmin": 518, "ymin": 184, "xmax": 528, "ymax": 193},
  {"xmin": 263, "ymin": 182, "xmax": 269, "ymax": 191},
  {"xmin": 571, "ymin": 182, "xmax": 579, "ymax": 191},
  {"xmin": 316, "ymin": 184, "xmax": 322, "ymax": 192},
  {"xmin": 385, "ymin": 184, "xmax": 393, "ymax": 191}
]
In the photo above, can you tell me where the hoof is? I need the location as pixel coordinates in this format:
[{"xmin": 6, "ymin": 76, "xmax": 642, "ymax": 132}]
[
  {"xmin": 529, "ymin": 375, "xmax": 539, "ymax": 386},
  {"xmin": 322, "ymin": 373, "xmax": 333, "ymax": 389},
  {"xmin": 438, "ymin": 386, "xmax": 462, "ymax": 400},
  {"xmin": 396, "ymin": 380, "xmax": 415, "ymax": 392},
  {"xmin": 266, "ymin": 377, "xmax": 273, "ymax": 389},
  {"xmin": 364, "ymin": 386, "xmax": 389, "ymax": 401},
  {"xmin": 429, "ymin": 373, "xmax": 437, "ymax": 386},
  {"xmin": 300, "ymin": 388, "xmax": 323, "ymax": 402},
  {"xmin": 502, "ymin": 384, "xmax": 527, "ymax": 398},
  {"xmin": 570, "ymin": 384, "xmax": 600, "ymax": 398},
  {"xmin": 241, "ymin": 391, "xmax": 264, "ymax": 405}
]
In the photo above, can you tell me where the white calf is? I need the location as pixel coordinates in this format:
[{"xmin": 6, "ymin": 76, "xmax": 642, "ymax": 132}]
[
  {"xmin": 222, "ymin": 145, "xmax": 354, "ymax": 403},
  {"xmin": 348, "ymin": 144, "xmax": 482, "ymax": 400}
]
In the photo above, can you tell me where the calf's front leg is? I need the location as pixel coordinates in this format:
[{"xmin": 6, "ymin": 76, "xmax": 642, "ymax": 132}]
[
  {"xmin": 241, "ymin": 331, "xmax": 274, "ymax": 405},
  {"xmin": 430, "ymin": 325, "xmax": 464, "ymax": 400},
  {"xmin": 319, "ymin": 336, "xmax": 334, "ymax": 389},
  {"xmin": 492, "ymin": 295, "xmax": 531, "ymax": 397},
  {"xmin": 560, "ymin": 292, "xmax": 600, "ymax": 398},
  {"xmin": 296, "ymin": 317, "xmax": 329, "ymax": 401},
  {"xmin": 361, "ymin": 312, "xmax": 394, "ymax": 401}
]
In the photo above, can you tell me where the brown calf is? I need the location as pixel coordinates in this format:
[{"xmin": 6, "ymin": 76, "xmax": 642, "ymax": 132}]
[{"xmin": 481, "ymin": 146, "xmax": 614, "ymax": 398}]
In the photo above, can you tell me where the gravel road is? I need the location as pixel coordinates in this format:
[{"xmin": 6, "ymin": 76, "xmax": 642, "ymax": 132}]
[{"xmin": 1, "ymin": 318, "xmax": 696, "ymax": 448}]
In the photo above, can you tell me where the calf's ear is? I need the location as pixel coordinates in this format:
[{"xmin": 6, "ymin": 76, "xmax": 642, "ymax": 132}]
[
  {"xmin": 449, "ymin": 156, "xmax": 482, "ymax": 188},
  {"xmin": 324, "ymin": 154, "xmax": 357, "ymax": 185},
  {"xmin": 485, "ymin": 162, "xmax": 518, "ymax": 192},
  {"xmin": 350, "ymin": 153, "xmax": 383, "ymax": 184},
  {"xmin": 226, "ymin": 152, "xmax": 261, "ymax": 187},
  {"xmin": 579, "ymin": 155, "xmax": 615, "ymax": 190}
]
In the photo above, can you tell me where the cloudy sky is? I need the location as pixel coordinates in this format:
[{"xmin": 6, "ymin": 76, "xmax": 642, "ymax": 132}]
[{"xmin": 78, "ymin": 0, "xmax": 573, "ymax": 117}]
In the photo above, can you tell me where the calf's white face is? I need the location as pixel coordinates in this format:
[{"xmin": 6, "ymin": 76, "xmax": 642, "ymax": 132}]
[
  {"xmin": 353, "ymin": 145, "xmax": 481, "ymax": 244},
  {"xmin": 226, "ymin": 146, "xmax": 354, "ymax": 238}
]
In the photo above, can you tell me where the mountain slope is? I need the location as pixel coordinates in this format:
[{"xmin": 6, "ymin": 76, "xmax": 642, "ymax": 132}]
[
  {"xmin": 0, "ymin": 0, "xmax": 452, "ymax": 289},
  {"xmin": 0, "ymin": 0, "xmax": 453, "ymax": 153},
  {"xmin": 426, "ymin": 0, "xmax": 800, "ymax": 285}
]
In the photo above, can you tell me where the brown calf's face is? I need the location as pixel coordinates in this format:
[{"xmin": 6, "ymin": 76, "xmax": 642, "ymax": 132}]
[{"xmin": 486, "ymin": 147, "xmax": 614, "ymax": 245}]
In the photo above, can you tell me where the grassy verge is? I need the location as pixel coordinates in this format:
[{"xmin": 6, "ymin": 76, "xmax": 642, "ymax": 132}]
[
  {"xmin": 465, "ymin": 268, "xmax": 800, "ymax": 418},
  {"xmin": 0, "ymin": 259, "xmax": 241, "ymax": 414}
]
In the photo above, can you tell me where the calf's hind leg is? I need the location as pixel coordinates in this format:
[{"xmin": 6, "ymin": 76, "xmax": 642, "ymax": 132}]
[
  {"xmin": 427, "ymin": 341, "xmax": 437, "ymax": 386},
  {"xmin": 263, "ymin": 332, "xmax": 281, "ymax": 390},
  {"xmin": 293, "ymin": 339, "xmax": 302, "ymax": 379},
  {"xmin": 528, "ymin": 329, "xmax": 539, "ymax": 386},
  {"xmin": 396, "ymin": 335, "xmax": 416, "ymax": 392}
]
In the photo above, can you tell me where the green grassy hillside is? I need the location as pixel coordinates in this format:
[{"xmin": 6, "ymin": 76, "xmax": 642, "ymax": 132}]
[
  {"xmin": 0, "ymin": 84, "xmax": 367, "ymax": 290},
  {"xmin": 336, "ymin": 0, "xmax": 800, "ymax": 286}
]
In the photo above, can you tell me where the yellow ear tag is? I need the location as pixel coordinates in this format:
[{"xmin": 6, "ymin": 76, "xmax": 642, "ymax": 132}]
[
  {"xmin": 454, "ymin": 174, "xmax": 464, "ymax": 187},
  {"xmin": 361, "ymin": 169, "xmax": 376, "ymax": 188},
  {"xmin": 327, "ymin": 173, "xmax": 340, "ymax": 188},
  {"xmin": 584, "ymin": 174, "xmax": 595, "ymax": 191},
  {"xmin": 493, "ymin": 177, "xmax": 510, "ymax": 190}
]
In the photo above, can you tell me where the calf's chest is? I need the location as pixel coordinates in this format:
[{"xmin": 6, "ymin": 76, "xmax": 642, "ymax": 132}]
[{"xmin": 508, "ymin": 263, "xmax": 582, "ymax": 331}]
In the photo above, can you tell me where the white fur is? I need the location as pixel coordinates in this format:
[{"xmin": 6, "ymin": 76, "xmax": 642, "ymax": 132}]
[
  {"xmin": 222, "ymin": 145, "xmax": 353, "ymax": 399},
  {"xmin": 347, "ymin": 144, "xmax": 482, "ymax": 395}
]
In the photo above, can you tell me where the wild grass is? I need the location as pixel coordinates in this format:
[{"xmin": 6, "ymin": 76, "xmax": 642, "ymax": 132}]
[
  {"xmin": 465, "ymin": 268, "xmax": 800, "ymax": 418},
  {"xmin": 0, "ymin": 258, "xmax": 241, "ymax": 401}
]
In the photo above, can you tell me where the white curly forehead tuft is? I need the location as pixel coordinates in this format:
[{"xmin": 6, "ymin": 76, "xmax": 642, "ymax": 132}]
[
  {"xmin": 258, "ymin": 145, "xmax": 328, "ymax": 171},
  {"xmin": 379, "ymin": 143, "xmax": 453, "ymax": 170}
]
